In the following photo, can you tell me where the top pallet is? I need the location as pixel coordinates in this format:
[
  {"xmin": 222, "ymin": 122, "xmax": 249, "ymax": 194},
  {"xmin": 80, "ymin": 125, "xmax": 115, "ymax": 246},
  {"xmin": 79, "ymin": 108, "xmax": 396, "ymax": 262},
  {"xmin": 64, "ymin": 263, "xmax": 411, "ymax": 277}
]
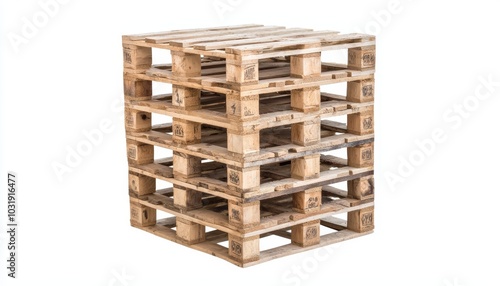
[{"xmin": 122, "ymin": 24, "xmax": 375, "ymax": 92}]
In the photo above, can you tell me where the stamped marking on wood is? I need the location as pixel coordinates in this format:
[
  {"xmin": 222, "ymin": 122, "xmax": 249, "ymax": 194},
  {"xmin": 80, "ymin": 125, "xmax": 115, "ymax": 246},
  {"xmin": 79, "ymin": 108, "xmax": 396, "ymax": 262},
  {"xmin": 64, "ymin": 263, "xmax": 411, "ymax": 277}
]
[
  {"xmin": 358, "ymin": 178, "xmax": 375, "ymax": 197},
  {"xmin": 229, "ymin": 170, "xmax": 240, "ymax": 185},
  {"xmin": 123, "ymin": 49, "xmax": 132, "ymax": 64},
  {"xmin": 306, "ymin": 226, "xmax": 318, "ymax": 240},
  {"xmin": 130, "ymin": 208, "xmax": 139, "ymax": 220},
  {"xmin": 362, "ymin": 149, "xmax": 372, "ymax": 161},
  {"xmin": 367, "ymin": 177, "xmax": 375, "ymax": 195},
  {"xmin": 175, "ymin": 90, "xmax": 183, "ymax": 105},
  {"xmin": 174, "ymin": 124, "xmax": 184, "ymax": 137},
  {"xmin": 125, "ymin": 113, "xmax": 134, "ymax": 126},
  {"xmin": 244, "ymin": 107, "xmax": 254, "ymax": 117},
  {"xmin": 231, "ymin": 241, "xmax": 242, "ymax": 256},
  {"xmin": 363, "ymin": 117, "xmax": 373, "ymax": 130},
  {"xmin": 307, "ymin": 197, "xmax": 319, "ymax": 209},
  {"xmin": 231, "ymin": 209, "xmax": 241, "ymax": 222},
  {"xmin": 363, "ymin": 53, "xmax": 375, "ymax": 65},
  {"xmin": 130, "ymin": 179, "xmax": 137, "ymax": 191},
  {"xmin": 348, "ymin": 51, "xmax": 356, "ymax": 63},
  {"xmin": 128, "ymin": 147, "xmax": 136, "ymax": 159},
  {"xmin": 363, "ymin": 84, "xmax": 374, "ymax": 97},
  {"xmin": 244, "ymin": 65, "xmax": 256, "ymax": 81},
  {"xmin": 361, "ymin": 212, "xmax": 373, "ymax": 227}
]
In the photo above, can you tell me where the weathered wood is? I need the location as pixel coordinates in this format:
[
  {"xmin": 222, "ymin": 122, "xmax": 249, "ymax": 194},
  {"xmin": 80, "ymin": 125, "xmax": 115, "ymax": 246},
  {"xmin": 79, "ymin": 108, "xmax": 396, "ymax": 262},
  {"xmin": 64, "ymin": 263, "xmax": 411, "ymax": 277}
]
[
  {"xmin": 347, "ymin": 108, "xmax": 374, "ymax": 135},
  {"xmin": 348, "ymin": 206, "xmax": 374, "ymax": 233},
  {"xmin": 130, "ymin": 199, "xmax": 156, "ymax": 227},
  {"xmin": 123, "ymin": 24, "xmax": 376, "ymax": 267}
]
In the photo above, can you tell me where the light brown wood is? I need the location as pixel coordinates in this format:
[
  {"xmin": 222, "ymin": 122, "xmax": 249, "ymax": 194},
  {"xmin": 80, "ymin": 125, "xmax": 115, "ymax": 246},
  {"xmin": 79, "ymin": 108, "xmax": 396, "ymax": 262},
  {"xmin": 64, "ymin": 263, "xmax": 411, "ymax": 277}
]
[
  {"xmin": 130, "ymin": 199, "xmax": 156, "ymax": 227},
  {"xmin": 348, "ymin": 176, "xmax": 374, "ymax": 200},
  {"xmin": 227, "ymin": 131, "xmax": 260, "ymax": 155},
  {"xmin": 227, "ymin": 166, "xmax": 260, "ymax": 192},
  {"xmin": 176, "ymin": 217, "xmax": 205, "ymax": 244},
  {"xmin": 347, "ymin": 108, "xmax": 374, "ymax": 135},
  {"xmin": 171, "ymin": 51, "xmax": 201, "ymax": 77},
  {"xmin": 172, "ymin": 118, "xmax": 201, "ymax": 144},
  {"xmin": 228, "ymin": 200, "xmax": 260, "ymax": 228},
  {"xmin": 226, "ymin": 59, "xmax": 259, "ymax": 84},
  {"xmin": 123, "ymin": 44, "xmax": 152, "ymax": 70},
  {"xmin": 291, "ymin": 87, "xmax": 321, "ymax": 113},
  {"xmin": 291, "ymin": 219, "xmax": 321, "ymax": 247},
  {"xmin": 347, "ymin": 78, "xmax": 374, "ymax": 103},
  {"xmin": 290, "ymin": 52, "xmax": 322, "ymax": 78},
  {"xmin": 172, "ymin": 152, "xmax": 201, "ymax": 179},
  {"xmin": 226, "ymin": 94, "xmax": 259, "ymax": 119},
  {"xmin": 292, "ymin": 187, "xmax": 322, "ymax": 214},
  {"xmin": 348, "ymin": 143, "xmax": 374, "ymax": 168},
  {"xmin": 348, "ymin": 206, "xmax": 374, "ymax": 233},
  {"xmin": 172, "ymin": 85, "xmax": 201, "ymax": 110},
  {"xmin": 291, "ymin": 118, "xmax": 321, "ymax": 146},
  {"xmin": 291, "ymin": 154, "xmax": 320, "ymax": 180},
  {"xmin": 123, "ymin": 25, "xmax": 376, "ymax": 267},
  {"xmin": 124, "ymin": 76, "xmax": 152, "ymax": 98},
  {"xmin": 228, "ymin": 235, "xmax": 260, "ymax": 263},
  {"xmin": 132, "ymin": 219, "xmax": 371, "ymax": 267},
  {"xmin": 348, "ymin": 46, "xmax": 376, "ymax": 70},
  {"xmin": 124, "ymin": 108, "xmax": 151, "ymax": 132},
  {"xmin": 129, "ymin": 173, "xmax": 155, "ymax": 196},
  {"xmin": 124, "ymin": 24, "xmax": 264, "ymax": 41},
  {"xmin": 127, "ymin": 140, "xmax": 154, "ymax": 165}
]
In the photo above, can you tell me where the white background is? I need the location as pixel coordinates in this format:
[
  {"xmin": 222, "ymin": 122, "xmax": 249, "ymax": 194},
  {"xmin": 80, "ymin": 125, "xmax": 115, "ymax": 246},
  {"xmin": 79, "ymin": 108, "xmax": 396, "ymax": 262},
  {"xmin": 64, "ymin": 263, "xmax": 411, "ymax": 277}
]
[{"xmin": 1, "ymin": 0, "xmax": 500, "ymax": 285}]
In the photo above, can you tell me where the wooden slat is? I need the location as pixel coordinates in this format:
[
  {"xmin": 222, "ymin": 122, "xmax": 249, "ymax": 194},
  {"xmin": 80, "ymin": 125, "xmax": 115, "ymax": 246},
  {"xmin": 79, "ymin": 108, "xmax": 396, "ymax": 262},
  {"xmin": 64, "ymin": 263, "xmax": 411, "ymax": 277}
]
[
  {"xmin": 231, "ymin": 40, "xmax": 376, "ymax": 61},
  {"xmin": 322, "ymin": 186, "xmax": 348, "ymax": 198},
  {"xmin": 320, "ymin": 155, "xmax": 348, "ymax": 167},
  {"xmin": 195, "ymin": 29, "xmax": 334, "ymax": 51},
  {"xmin": 146, "ymin": 26, "xmax": 285, "ymax": 44},
  {"xmin": 169, "ymin": 27, "xmax": 305, "ymax": 48},
  {"xmin": 321, "ymin": 121, "xmax": 347, "ymax": 133},
  {"xmin": 227, "ymin": 33, "xmax": 374, "ymax": 55},
  {"xmin": 124, "ymin": 24, "xmax": 264, "ymax": 41}
]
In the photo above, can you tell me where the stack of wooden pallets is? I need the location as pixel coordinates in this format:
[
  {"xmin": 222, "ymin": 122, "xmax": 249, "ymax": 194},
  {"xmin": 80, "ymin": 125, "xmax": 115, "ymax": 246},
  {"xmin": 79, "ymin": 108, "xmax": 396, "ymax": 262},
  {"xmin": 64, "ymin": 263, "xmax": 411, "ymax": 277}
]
[{"xmin": 122, "ymin": 24, "xmax": 375, "ymax": 267}]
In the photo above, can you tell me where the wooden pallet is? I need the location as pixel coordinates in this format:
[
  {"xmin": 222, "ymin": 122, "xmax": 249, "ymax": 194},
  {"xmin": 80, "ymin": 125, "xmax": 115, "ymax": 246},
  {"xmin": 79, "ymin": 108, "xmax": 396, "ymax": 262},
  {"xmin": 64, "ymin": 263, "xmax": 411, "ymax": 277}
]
[{"xmin": 123, "ymin": 24, "xmax": 375, "ymax": 267}]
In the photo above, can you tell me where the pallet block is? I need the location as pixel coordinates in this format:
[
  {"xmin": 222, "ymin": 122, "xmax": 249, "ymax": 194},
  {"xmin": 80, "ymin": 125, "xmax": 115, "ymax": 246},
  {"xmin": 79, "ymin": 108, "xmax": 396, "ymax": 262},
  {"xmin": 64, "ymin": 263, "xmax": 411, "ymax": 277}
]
[{"xmin": 122, "ymin": 24, "xmax": 376, "ymax": 267}]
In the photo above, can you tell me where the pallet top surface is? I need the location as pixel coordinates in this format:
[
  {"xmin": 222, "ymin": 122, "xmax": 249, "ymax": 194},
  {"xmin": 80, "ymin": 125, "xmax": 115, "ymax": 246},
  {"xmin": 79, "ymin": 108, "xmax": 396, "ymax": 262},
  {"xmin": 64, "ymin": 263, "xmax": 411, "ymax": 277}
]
[{"xmin": 122, "ymin": 24, "xmax": 375, "ymax": 57}]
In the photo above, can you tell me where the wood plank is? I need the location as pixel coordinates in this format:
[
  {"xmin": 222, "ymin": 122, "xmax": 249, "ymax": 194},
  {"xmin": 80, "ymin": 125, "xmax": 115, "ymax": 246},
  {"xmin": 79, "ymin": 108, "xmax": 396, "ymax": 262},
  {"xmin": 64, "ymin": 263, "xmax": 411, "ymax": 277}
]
[
  {"xmin": 232, "ymin": 40, "xmax": 376, "ymax": 61},
  {"xmin": 320, "ymin": 217, "xmax": 347, "ymax": 230},
  {"xmin": 321, "ymin": 120, "xmax": 347, "ymax": 133},
  {"xmin": 170, "ymin": 27, "xmax": 306, "ymax": 48},
  {"xmin": 146, "ymin": 26, "xmax": 285, "ymax": 44},
  {"xmin": 322, "ymin": 186, "xmax": 348, "ymax": 198},
  {"xmin": 123, "ymin": 24, "xmax": 264, "ymax": 41},
  {"xmin": 227, "ymin": 33, "xmax": 372, "ymax": 54},
  {"xmin": 320, "ymin": 155, "xmax": 348, "ymax": 167},
  {"xmin": 195, "ymin": 29, "xmax": 334, "ymax": 51}
]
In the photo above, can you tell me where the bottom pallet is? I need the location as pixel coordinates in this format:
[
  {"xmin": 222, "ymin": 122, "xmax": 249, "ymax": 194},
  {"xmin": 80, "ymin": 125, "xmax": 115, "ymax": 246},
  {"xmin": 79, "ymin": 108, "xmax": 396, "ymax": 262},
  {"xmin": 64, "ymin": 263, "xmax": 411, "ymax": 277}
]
[{"xmin": 133, "ymin": 217, "xmax": 373, "ymax": 267}]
